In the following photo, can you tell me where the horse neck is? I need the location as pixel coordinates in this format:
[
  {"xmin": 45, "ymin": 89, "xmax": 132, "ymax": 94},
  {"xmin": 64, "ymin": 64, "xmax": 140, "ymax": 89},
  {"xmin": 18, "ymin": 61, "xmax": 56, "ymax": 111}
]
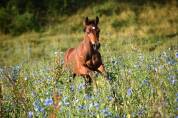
[
  {"xmin": 80, "ymin": 34, "xmax": 93, "ymax": 52},
  {"xmin": 83, "ymin": 34, "xmax": 92, "ymax": 47}
]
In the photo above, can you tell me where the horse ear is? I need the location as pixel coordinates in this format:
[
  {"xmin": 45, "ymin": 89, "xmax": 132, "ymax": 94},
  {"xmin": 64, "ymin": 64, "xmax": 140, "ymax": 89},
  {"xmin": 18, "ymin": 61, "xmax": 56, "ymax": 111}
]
[
  {"xmin": 83, "ymin": 17, "xmax": 89, "ymax": 26},
  {"xmin": 95, "ymin": 16, "xmax": 99, "ymax": 25}
]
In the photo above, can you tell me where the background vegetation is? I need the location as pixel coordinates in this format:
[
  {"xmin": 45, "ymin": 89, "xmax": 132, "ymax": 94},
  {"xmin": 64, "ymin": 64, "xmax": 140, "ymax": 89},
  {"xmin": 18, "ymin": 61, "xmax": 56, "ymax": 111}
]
[{"xmin": 0, "ymin": 0, "xmax": 178, "ymax": 117}]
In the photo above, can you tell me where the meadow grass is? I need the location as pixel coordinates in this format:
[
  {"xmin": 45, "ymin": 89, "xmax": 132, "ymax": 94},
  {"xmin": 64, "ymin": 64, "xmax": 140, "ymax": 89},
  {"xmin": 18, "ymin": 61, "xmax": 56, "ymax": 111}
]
[{"xmin": 0, "ymin": 1, "xmax": 178, "ymax": 118}]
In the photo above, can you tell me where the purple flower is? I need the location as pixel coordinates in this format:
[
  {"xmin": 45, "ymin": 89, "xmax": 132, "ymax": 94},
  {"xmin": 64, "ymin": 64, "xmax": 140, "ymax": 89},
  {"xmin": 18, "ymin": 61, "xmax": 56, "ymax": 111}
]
[
  {"xmin": 78, "ymin": 105, "xmax": 87, "ymax": 110},
  {"xmin": 101, "ymin": 108, "xmax": 112, "ymax": 117},
  {"xmin": 84, "ymin": 94, "xmax": 92, "ymax": 100},
  {"xmin": 93, "ymin": 102, "xmax": 99, "ymax": 109},
  {"xmin": 176, "ymin": 53, "xmax": 178, "ymax": 58},
  {"xmin": 78, "ymin": 83, "xmax": 85, "ymax": 90},
  {"xmin": 138, "ymin": 108, "xmax": 145, "ymax": 116},
  {"xmin": 33, "ymin": 100, "xmax": 44, "ymax": 112},
  {"xmin": 70, "ymin": 84, "xmax": 75, "ymax": 92},
  {"xmin": 44, "ymin": 98, "xmax": 53, "ymax": 106},
  {"xmin": 176, "ymin": 98, "xmax": 178, "ymax": 102},
  {"xmin": 108, "ymin": 96, "xmax": 114, "ymax": 101},
  {"xmin": 89, "ymin": 102, "xmax": 99, "ymax": 109},
  {"xmin": 170, "ymin": 79, "xmax": 176, "ymax": 85},
  {"xmin": 127, "ymin": 88, "xmax": 132, "ymax": 96},
  {"xmin": 28, "ymin": 111, "xmax": 33, "ymax": 118}
]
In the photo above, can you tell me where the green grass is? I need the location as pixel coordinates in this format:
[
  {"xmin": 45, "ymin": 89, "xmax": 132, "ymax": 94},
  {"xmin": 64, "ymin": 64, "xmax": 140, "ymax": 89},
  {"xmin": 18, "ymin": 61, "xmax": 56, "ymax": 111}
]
[{"xmin": 0, "ymin": 1, "xmax": 178, "ymax": 117}]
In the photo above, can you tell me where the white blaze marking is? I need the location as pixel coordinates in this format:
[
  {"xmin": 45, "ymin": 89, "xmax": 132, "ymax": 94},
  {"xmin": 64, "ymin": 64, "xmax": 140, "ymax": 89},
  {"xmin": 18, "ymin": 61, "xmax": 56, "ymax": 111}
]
[{"xmin": 92, "ymin": 27, "xmax": 95, "ymax": 29}]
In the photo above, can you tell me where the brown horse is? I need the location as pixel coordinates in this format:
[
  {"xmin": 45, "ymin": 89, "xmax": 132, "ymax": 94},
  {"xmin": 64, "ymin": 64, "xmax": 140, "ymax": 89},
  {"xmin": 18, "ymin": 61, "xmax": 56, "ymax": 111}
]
[{"xmin": 64, "ymin": 16, "xmax": 108, "ymax": 87}]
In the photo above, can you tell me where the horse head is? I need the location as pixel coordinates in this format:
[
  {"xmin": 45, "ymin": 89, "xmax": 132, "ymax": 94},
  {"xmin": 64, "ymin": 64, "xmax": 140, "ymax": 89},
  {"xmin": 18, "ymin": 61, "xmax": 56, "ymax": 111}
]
[{"xmin": 83, "ymin": 16, "xmax": 100, "ymax": 50}]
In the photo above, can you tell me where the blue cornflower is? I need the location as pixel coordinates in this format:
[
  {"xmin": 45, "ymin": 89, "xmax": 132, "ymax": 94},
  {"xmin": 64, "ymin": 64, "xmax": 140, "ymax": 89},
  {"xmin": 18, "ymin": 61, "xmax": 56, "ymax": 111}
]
[
  {"xmin": 108, "ymin": 75, "xmax": 113, "ymax": 81},
  {"xmin": 89, "ymin": 102, "xmax": 99, "ymax": 109},
  {"xmin": 78, "ymin": 83, "xmax": 85, "ymax": 90},
  {"xmin": 28, "ymin": 111, "xmax": 33, "ymax": 118},
  {"xmin": 170, "ymin": 79, "xmax": 176, "ymax": 85},
  {"xmin": 84, "ymin": 94, "xmax": 92, "ymax": 100},
  {"xmin": 70, "ymin": 84, "xmax": 75, "ymax": 92},
  {"xmin": 44, "ymin": 98, "xmax": 53, "ymax": 106},
  {"xmin": 101, "ymin": 108, "xmax": 112, "ymax": 117},
  {"xmin": 142, "ymin": 79, "xmax": 150, "ymax": 86},
  {"xmin": 176, "ymin": 98, "xmax": 178, "ymax": 102},
  {"xmin": 108, "ymin": 96, "xmax": 113, "ymax": 101},
  {"xmin": 138, "ymin": 108, "xmax": 145, "ymax": 116},
  {"xmin": 33, "ymin": 100, "xmax": 44, "ymax": 112},
  {"xmin": 11, "ymin": 65, "xmax": 21, "ymax": 82},
  {"xmin": 127, "ymin": 88, "xmax": 132, "ymax": 96},
  {"xmin": 93, "ymin": 102, "xmax": 99, "ymax": 109},
  {"xmin": 176, "ymin": 53, "xmax": 178, "ymax": 58},
  {"xmin": 176, "ymin": 93, "xmax": 178, "ymax": 97},
  {"xmin": 78, "ymin": 105, "xmax": 87, "ymax": 110}
]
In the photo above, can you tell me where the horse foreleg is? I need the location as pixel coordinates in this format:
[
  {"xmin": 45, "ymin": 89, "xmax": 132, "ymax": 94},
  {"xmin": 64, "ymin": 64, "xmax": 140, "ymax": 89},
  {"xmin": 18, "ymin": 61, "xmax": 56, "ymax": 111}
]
[
  {"xmin": 97, "ymin": 64, "xmax": 109, "ymax": 80},
  {"xmin": 79, "ymin": 66, "xmax": 97, "ymax": 91}
]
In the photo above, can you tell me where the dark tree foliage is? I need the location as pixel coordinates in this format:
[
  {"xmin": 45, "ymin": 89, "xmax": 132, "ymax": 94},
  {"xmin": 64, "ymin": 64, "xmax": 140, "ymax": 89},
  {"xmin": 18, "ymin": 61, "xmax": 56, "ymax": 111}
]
[{"xmin": 0, "ymin": 0, "xmax": 176, "ymax": 35}]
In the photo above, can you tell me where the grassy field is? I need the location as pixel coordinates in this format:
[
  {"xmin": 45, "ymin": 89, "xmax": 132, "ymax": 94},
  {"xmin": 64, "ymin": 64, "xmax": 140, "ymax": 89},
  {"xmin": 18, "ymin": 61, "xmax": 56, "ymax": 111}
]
[{"xmin": 0, "ymin": 1, "xmax": 178, "ymax": 118}]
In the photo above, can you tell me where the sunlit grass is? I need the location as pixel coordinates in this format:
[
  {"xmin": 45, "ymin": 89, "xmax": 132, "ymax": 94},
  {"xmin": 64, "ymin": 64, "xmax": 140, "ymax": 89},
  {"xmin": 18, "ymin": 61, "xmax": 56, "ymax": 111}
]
[{"xmin": 0, "ymin": 1, "xmax": 178, "ymax": 117}]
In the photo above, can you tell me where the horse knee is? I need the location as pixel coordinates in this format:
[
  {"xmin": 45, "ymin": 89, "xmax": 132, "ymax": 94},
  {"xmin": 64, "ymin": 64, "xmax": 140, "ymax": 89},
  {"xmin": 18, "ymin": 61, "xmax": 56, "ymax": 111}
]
[{"xmin": 79, "ymin": 66, "xmax": 91, "ymax": 75}]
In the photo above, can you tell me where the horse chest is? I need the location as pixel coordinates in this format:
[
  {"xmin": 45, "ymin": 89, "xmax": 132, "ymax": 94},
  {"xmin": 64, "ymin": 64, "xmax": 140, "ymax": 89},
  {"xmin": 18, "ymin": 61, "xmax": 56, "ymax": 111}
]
[{"xmin": 86, "ymin": 53, "xmax": 101, "ymax": 69}]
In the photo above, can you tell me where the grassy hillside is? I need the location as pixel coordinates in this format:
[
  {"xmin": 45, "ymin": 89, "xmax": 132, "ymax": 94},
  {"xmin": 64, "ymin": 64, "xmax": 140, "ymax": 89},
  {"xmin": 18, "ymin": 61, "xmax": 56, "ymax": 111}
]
[
  {"xmin": 0, "ymin": 1, "xmax": 178, "ymax": 65},
  {"xmin": 0, "ymin": 1, "xmax": 178, "ymax": 117}
]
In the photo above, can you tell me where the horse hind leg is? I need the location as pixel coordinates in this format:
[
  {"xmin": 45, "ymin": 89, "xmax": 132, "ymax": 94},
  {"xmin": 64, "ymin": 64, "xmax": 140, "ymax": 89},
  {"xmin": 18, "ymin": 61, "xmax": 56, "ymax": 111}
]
[
  {"xmin": 78, "ymin": 66, "xmax": 98, "ymax": 91},
  {"xmin": 84, "ymin": 75, "xmax": 97, "ymax": 93}
]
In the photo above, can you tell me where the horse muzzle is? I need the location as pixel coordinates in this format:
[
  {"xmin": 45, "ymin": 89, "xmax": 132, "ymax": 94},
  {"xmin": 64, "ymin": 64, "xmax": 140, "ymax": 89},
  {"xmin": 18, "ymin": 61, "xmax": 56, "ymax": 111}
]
[{"xmin": 93, "ymin": 42, "xmax": 100, "ymax": 50}]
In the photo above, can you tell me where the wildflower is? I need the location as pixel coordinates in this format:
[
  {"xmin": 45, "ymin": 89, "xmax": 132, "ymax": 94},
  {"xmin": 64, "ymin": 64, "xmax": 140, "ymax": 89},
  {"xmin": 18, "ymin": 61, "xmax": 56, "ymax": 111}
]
[
  {"xmin": 108, "ymin": 96, "xmax": 114, "ymax": 101},
  {"xmin": 24, "ymin": 76, "xmax": 28, "ymax": 81},
  {"xmin": 142, "ymin": 79, "xmax": 150, "ymax": 86},
  {"xmin": 78, "ymin": 83, "xmax": 85, "ymax": 90},
  {"xmin": 154, "ymin": 67, "xmax": 158, "ymax": 72},
  {"xmin": 138, "ymin": 108, "xmax": 145, "ymax": 116},
  {"xmin": 11, "ymin": 65, "xmax": 21, "ymax": 82},
  {"xmin": 176, "ymin": 53, "xmax": 178, "ymax": 58},
  {"xmin": 93, "ymin": 102, "xmax": 99, "ymax": 109},
  {"xmin": 28, "ymin": 111, "xmax": 33, "ymax": 118},
  {"xmin": 62, "ymin": 96, "xmax": 70, "ymax": 106},
  {"xmin": 33, "ymin": 100, "xmax": 44, "ymax": 112},
  {"xmin": 70, "ymin": 84, "xmax": 75, "ymax": 92},
  {"xmin": 89, "ymin": 102, "xmax": 99, "ymax": 109},
  {"xmin": 170, "ymin": 79, "xmax": 176, "ymax": 85},
  {"xmin": 108, "ymin": 75, "xmax": 113, "ymax": 81},
  {"xmin": 78, "ymin": 105, "xmax": 87, "ymax": 110},
  {"xmin": 84, "ymin": 94, "xmax": 92, "ymax": 100},
  {"xmin": 127, "ymin": 88, "xmax": 132, "ymax": 96},
  {"xmin": 176, "ymin": 93, "xmax": 178, "ymax": 97},
  {"xmin": 101, "ymin": 108, "xmax": 112, "ymax": 117},
  {"xmin": 44, "ymin": 98, "xmax": 53, "ymax": 106}
]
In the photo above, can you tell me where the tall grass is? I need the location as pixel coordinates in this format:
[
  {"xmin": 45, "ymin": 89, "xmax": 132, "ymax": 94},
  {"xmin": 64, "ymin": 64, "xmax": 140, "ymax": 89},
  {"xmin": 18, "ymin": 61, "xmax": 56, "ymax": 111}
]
[{"xmin": 0, "ymin": 1, "xmax": 178, "ymax": 117}]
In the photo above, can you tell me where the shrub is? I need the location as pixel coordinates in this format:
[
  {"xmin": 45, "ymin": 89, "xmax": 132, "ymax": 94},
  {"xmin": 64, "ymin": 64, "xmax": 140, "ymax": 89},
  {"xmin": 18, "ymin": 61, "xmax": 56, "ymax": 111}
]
[
  {"xmin": 0, "ymin": 8, "xmax": 10, "ymax": 33},
  {"xmin": 9, "ymin": 12, "xmax": 39, "ymax": 35}
]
